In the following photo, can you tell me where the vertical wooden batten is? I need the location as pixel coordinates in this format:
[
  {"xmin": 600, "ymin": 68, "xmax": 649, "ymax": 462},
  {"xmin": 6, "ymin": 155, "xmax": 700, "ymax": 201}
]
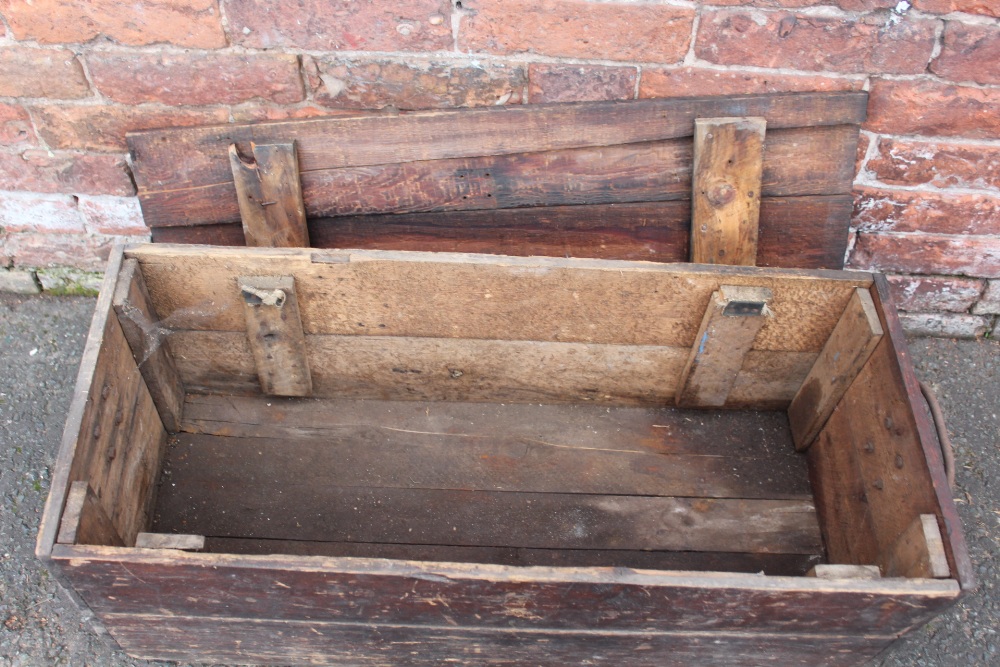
[
  {"xmin": 691, "ymin": 117, "xmax": 766, "ymax": 266},
  {"xmin": 229, "ymin": 142, "xmax": 310, "ymax": 248},
  {"xmin": 676, "ymin": 285, "xmax": 772, "ymax": 408},
  {"xmin": 239, "ymin": 276, "xmax": 313, "ymax": 397}
]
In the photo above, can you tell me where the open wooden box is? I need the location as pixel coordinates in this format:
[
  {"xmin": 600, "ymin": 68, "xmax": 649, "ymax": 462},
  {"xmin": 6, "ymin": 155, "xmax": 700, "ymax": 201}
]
[{"xmin": 38, "ymin": 242, "xmax": 971, "ymax": 666}]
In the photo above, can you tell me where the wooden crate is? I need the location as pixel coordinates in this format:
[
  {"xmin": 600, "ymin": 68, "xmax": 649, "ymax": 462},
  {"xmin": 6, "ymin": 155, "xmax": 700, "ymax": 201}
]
[{"xmin": 38, "ymin": 243, "xmax": 972, "ymax": 666}]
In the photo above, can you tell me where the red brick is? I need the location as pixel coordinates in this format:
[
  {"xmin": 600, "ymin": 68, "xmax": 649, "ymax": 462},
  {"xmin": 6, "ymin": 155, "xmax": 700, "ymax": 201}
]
[
  {"xmin": 0, "ymin": 104, "xmax": 36, "ymax": 148},
  {"xmin": 460, "ymin": 0, "xmax": 695, "ymax": 63},
  {"xmin": 5, "ymin": 232, "xmax": 125, "ymax": 270},
  {"xmin": 307, "ymin": 58, "xmax": 525, "ymax": 110},
  {"xmin": 887, "ymin": 274, "xmax": 984, "ymax": 312},
  {"xmin": 695, "ymin": 10, "xmax": 937, "ymax": 75},
  {"xmin": 29, "ymin": 104, "xmax": 230, "ymax": 152},
  {"xmin": 224, "ymin": 0, "xmax": 451, "ymax": 51},
  {"xmin": 898, "ymin": 312, "xmax": 991, "ymax": 338},
  {"xmin": 0, "ymin": 0, "xmax": 226, "ymax": 48},
  {"xmin": 528, "ymin": 64, "xmax": 636, "ymax": 104},
  {"xmin": 230, "ymin": 104, "xmax": 348, "ymax": 123},
  {"xmin": 930, "ymin": 22, "xmax": 1000, "ymax": 86},
  {"xmin": 973, "ymin": 280, "xmax": 1000, "ymax": 314},
  {"xmin": 854, "ymin": 186, "xmax": 1000, "ymax": 235},
  {"xmin": 866, "ymin": 79, "xmax": 1000, "ymax": 139},
  {"xmin": 866, "ymin": 138, "xmax": 1000, "ymax": 191},
  {"xmin": 705, "ymin": 0, "xmax": 898, "ymax": 8},
  {"xmin": 849, "ymin": 232, "xmax": 1000, "ymax": 277},
  {"xmin": 78, "ymin": 195, "xmax": 147, "ymax": 235},
  {"xmin": 0, "ymin": 192, "xmax": 83, "ymax": 234},
  {"xmin": 0, "ymin": 47, "xmax": 90, "ymax": 99},
  {"xmin": 87, "ymin": 52, "xmax": 304, "ymax": 106},
  {"xmin": 639, "ymin": 67, "xmax": 861, "ymax": 99},
  {"xmin": 0, "ymin": 151, "xmax": 134, "ymax": 196},
  {"xmin": 912, "ymin": 0, "xmax": 999, "ymax": 17}
]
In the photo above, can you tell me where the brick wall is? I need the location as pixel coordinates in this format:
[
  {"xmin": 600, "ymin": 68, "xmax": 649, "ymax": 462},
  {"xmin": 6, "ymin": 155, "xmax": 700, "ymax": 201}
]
[{"xmin": 0, "ymin": 0, "xmax": 997, "ymax": 336}]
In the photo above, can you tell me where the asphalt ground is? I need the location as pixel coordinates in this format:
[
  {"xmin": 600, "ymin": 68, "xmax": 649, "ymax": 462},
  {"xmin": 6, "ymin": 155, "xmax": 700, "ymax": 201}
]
[{"xmin": 0, "ymin": 293, "xmax": 997, "ymax": 666}]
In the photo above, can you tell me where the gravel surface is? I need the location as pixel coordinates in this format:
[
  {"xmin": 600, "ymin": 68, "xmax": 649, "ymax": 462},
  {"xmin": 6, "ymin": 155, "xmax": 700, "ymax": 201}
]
[{"xmin": 0, "ymin": 294, "xmax": 997, "ymax": 667}]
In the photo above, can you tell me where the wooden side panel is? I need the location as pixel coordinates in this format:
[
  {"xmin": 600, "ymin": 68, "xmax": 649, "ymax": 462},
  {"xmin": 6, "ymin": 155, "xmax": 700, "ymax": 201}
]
[
  {"xmin": 56, "ymin": 481, "xmax": 125, "ymax": 547},
  {"xmin": 113, "ymin": 258, "xmax": 185, "ymax": 432},
  {"xmin": 789, "ymin": 288, "xmax": 883, "ymax": 450},
  {"xmin": 229, "ymin": 142, "xmax": 309, "ymax": 247},
  {"xmin": 691, "ymin": 117, "xmax": 766, "ymax": 266},
  {"xmin": 239, "ymin": 276, "xmax": 312, "ymax": 396},
  {"xmin": 884, "ymin": 514, "xmax": 950, "ymax": 579}
]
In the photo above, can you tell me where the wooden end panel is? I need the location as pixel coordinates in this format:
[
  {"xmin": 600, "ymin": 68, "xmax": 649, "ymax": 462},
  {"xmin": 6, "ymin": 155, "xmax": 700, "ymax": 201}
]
[{"xmin": 56, "ymin": 481, "xmax": 125, "ymax": 547}]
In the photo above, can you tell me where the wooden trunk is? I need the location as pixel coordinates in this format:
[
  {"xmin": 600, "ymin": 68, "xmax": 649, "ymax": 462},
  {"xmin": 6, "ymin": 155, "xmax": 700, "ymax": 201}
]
[{"xmin": 38, "ymin": 244, "xmax": 972, "ymax": 667}]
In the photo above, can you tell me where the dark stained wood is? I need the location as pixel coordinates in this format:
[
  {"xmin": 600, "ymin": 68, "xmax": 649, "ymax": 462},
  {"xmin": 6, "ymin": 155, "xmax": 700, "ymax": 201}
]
[
  {"xmin": 238, "ymin": 276, "xmax": 312, "ymax": 397},
  {"xmin": 56, "ymin": 481, "xmax": 125, "ymax": 547},
  {"xmin": 128, "ymin": 93, "xmax": 869, "ymax": 195},
  {"xmin": 204, "ymin": 538, "xmax": 822, "ymax": 575},
  {"xmin": 691, "ymin": 117, "xmax": 766, "ymax": 266},
  {"xmin": 229, "ymin": 142, "xmax": 310, "ymax": 247},
  {"xmin": 53, "ymin": 543, "xmax": 959, "ymax": 637},
  {"xmin": 100, "ymin": 614, "xmax": 892, "ymax": 667},
  {"xmin": 113, "ymin": 258, "xmax": 185, "ymax": 432},
  {"xmin": 138, "ymin": 125, "xmax": 858, "ymax": 229}
]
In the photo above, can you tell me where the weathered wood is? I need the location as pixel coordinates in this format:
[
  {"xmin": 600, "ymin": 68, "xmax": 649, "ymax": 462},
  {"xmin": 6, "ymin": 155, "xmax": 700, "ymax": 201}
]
[
  {"xmin": 112, "ymin": 258, "xmax": 185, "ymax": 432},
  {"xmin": 676, "ymin": 285, "xmax": 772, "ymax": 407},
  {"xmin": 229, "ymin": 142, "xmax": 309, "ymax": 247},
  {"xmin": 135, "ymin": 532, "xmax": 205, "ymax": 551},
  {"xmin": 808, "ymin": 565, "xmax": 881, "ymax": 580},
  {"xmin": 56, "ymin": 481, "xmax": 125, "ymax": 547},
  {"xmin": 139, "ymin": 124, "xmax": 858, "ymax": 229},
  {"xmin": 128, "ymin": 245, "xmax": 872, "ymax": 351},
  {"xmin": 884, "ymin": 514, "xmax": 950, "ymax": 579},
  {"xmin": 239, "ymin": 276, "xmax": 312, "ymax": 397},
  {"xmin": 789, "ymin": 288, "xmax": 884, "ymax": 451},
  {"xmin": 691, "ymin": 117, "xmax": 766, "ymax": 265},
  {"xmin": 128, "ymin": 92, "xmax": 869, "ymax": 195}
]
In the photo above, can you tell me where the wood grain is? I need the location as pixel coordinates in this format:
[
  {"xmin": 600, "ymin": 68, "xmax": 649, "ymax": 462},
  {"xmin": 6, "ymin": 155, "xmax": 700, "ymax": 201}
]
[
  {"xmin": 113, "ymin": 258, "xmax": 185, "ymax": 432},
  {"xmin": 239, "ymin": 276, "xmax": 312, "ymax": 397},
  {"xmin": 789, "ymin": 288, "xmax": 883, "ymax": 451},
  {"xmin": 135, "ymin": 532, "xmax": 205, "ymax": 551},
  {"xmin": 691, "ymin": 117, "xmax": 766, "ymax": 265},
  {"xmin": 884, "ymin": 514, "xmax": 950, "ymax": 579},
  {"xmin": 807, "ymin": 565, "xmax": 881, "ymax": 580},
  {"xmin": 56, "ymin": 481, "xmax": 125, "ymax": 547},
  {"xmin": 229, "ymin": 142, "xmax": 309, "ymax": 247}
]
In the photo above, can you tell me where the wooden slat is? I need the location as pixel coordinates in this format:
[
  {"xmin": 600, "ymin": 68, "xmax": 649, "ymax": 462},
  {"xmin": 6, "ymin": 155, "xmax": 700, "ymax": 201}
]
[
  {"xmin": 56, "ymin": 481, "xmax": 125, "ymax": 547},
  {"xmin": 128, "ymin": 245, "xmax": 872, "ymax": 351},
  {"xmin": 676, "ymin": 285, "xmax": 772, "ymax": 407},
  {"xmin": 691, "ymin": 117, "xmax": 766, "ymax": 265},
  {"xmin": 807, "ymin": 565, "xmax": 881, "ymax": 580},
  {"xmin": 138, "ymin": 125, "xmax": 859, "ymax": 229},
  {"xmin": 789, "ymin": 288, "xmax": 883, "ymax": 451},
  {"xmin": 884, "ymin": 514, "xmax": 950, "ymax": 579},
  {"xmin": 135, "ymin": 533, "xmax": 205, "ymax": 551},
  {"xmin": 229, "ymin": 142, "xmax": 309, "ymax": 247},
  {"xmin": 112, "ymin": 258, "xmax": 185, "ymax": 432},
  {"xmin": 128, "ymin": 92, "xmax": 869, "ymax": 195},
  {"xmin": 239, "ymin": 276, "xmax": 312, "ymax": 397}
]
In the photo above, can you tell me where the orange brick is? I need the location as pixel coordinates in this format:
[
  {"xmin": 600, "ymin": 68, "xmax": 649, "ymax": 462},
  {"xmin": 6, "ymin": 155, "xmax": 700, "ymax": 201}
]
[
  {"xmin": 866, "ymin": 138, "xmax": 1000, "ymax": 191},
  {"xmin": 0, "ymin": 151, "xmax": 134, "ymax": 196},
  {"xmin": 850, "ymin": 232, "xmax": 1000, "ymax": 278},
  {"xmin": 529, "ymin": 65, "xmax": 636, "ymax": 104},
  {"xmin": 866, "ymin": 79, "xmax": 1000, "ymax": 139},
  {"xmin": 912, "ymin": 0, "xmax": 999, "ymax": 17},
  {"xmin": 0, "ymin": 103, "xmax": 36, "ymax": 148},
  {"xmin": 854, "ymin": 186, "xmax": 1000, "ymax": 235},
  {"xmin": 639, "ymin": 67, "xmax": 861, "ymax": 98},
  {"xmin": 0, "ymin": 47, "xmax": 90, "ymax": 99},
  {"xmin": 931, "ymin": 22, "xmax": 1000, "ymax": 86}
]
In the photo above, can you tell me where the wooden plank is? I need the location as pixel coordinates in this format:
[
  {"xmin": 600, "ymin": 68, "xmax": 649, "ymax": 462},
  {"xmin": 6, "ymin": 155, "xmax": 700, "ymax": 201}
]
[
  {"xmin": 676, "ymin": 285, "xmax": 772, "ymax": 407},
  {"xmin": 139, "ymin": 125, "xmax": 859, "ymax": 229},
  {"xmin": 204, "ymin": 538, "xmax": 821, "ymax": 575},
  {"xmin": 52, "ymin": 543, "xmax": 959, "ymax": 637},
  {"xmin": 135, "ymin": 533, "xmax": 205, "ymax": 551},
  {"xmin": 239, "ymin": 276, "xmax": 312, "ymax": 397},
  {"xmin": 56, "ymin": 481, "xmax": 125, "ymax": 547},
  {"xmin": 727, "ymin": 350, "xmax": 817, "ymax": 410},
  {"xmin": 691, "ymin": 117, "xmax": 766, "ymax": 265},
  {"xmin": 99, "ymin": 614, "xmax": 892, "ymax": 667},
  {"xmin": 128, "ymin": 92, "xmax": 869, "ymax": 195},
  {"xmin": 112, "ymin": 258, "xmax": 185, "ymax": 432},
  {"xmin": 808, "ymin": 565, "xmax": 881, "ymax": 580},
  {"xmin": 149, "ymin": 195, "xmax": 855, "ymax": 271},
  {"xmin": 128, "ymin": 245, "xmax": 872, "ymax": 352},
  {"xmin": 229, "ymin": 142, "xmax": 309, "ymax": 247},
  {"xmin": 789, "ymin": 288, "xmax": 884, "ymax": 451},
  {"xmin": 884, "ymin": 514, "xmax": 950, "ymax": 579}
]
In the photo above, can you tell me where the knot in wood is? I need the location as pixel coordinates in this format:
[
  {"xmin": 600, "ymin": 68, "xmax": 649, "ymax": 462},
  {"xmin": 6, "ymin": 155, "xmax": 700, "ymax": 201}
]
[{"xmin": 705, "ymin": 180, "xmax": 737, "ymax": 208}]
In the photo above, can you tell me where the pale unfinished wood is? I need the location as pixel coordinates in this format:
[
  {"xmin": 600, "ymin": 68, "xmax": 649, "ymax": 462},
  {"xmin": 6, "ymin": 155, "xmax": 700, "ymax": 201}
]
[
  {"xmin": 789, "ymin": 288, "xmax": 884, "ymax": 451},
  {"xmin": 57, "ymin": 481, "xmax": 125, "ymax": 547},
  {"xmin": 239, "ymin": 276, "xmax": 312, "ymax": 397},
  {"xmin": 229, "ymin": 142, "xmax": 309, "ymax": 248},
  {"xmin": 885, "ymin": 514, "xmax": 951, "ymax": 579},
  {"xmin": 676, "ymin": 285, "xmax": 772, "ymax": 407},
  {"xmin": 691, "ymin": 117, "xmax": 766, "ymax": 266},
  {"xmin": 112, "ymin": 258, "xmax": 185, "ymax": 432},
  {"xmin": 808, "ymin": 565, "xmax": 881, "ymax": 580},
  {"xmin": 135, "ymin": 533, "xmax": 205, "ymax": 551}
]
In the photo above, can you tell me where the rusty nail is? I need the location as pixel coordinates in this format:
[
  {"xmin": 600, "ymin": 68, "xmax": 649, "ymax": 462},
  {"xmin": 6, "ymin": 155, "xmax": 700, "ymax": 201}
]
[
  {"xmin": 106, "ymin": 446, "xmax": 116, "ymax": 462},
  {"xmin": 92, "ymin": 423, "xmax": 101, "ymax": 439},
  {"xmin": 864, "ymin": 440, "xmax": 875, "ymax": 453},
  {"xmin": 895, "ymin": 454, "xmax": 904, "ymax": 469},
  {"xmin": 259, "ymin": 200, "xmax": 277, "ymax": 206},
  {"xmin": 115, "ymin": 409, "xmax": 124, "ymax": 425},
  {"xmin": 101, "ymin": 384, "xmax": 111, "ymax": 399},
  {"xmin": 884, "ymin": 416, "xmax": 894, "ymax": 430},
  {"xmin": 873, "ymin": 479, "xmax": 884, "ymax": 490}
]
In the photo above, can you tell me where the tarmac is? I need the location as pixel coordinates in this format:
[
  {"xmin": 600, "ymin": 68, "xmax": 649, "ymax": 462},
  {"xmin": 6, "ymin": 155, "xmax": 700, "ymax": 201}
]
[{"xmin": 0, "ymin": 293, "xmax": 997, "ymax": 666}]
